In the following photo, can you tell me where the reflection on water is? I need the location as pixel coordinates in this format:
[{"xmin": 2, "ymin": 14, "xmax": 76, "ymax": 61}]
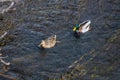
[
  {"xmin": 0, "ymin": 0, "xmax": 120, "ymax": 79},
  {"xmin": 39, "ymin": 48, "xmax": 47, "ymax": 57}
]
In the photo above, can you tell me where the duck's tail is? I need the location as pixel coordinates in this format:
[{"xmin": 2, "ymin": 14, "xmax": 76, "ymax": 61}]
[{"xmin": 81, "ymin": 20, "xmax": 91, "ymax": 29}]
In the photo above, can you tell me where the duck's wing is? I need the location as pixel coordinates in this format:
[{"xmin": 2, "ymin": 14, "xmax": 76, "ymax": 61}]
[
  {"xmin": 81, "ymin": 25, "xmax": 90, "ymax": 33},
  {"xmin": 82, "ymin": 20, "xmax": 91, "ymax": 29}
]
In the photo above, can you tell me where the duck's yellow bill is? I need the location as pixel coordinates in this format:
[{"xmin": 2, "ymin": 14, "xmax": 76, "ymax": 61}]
[{"xmin": 73, "ymin": 27, "xmax": 76, "ymax": 31}]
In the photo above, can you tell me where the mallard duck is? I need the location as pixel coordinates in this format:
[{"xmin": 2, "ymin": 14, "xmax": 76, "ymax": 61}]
[
  {"xmin": 73, "ymin": 20, "xmax": 91, "ymax": 33},
  {"xmin": 38, "ymin": 35, "xmax": 57, "ymax": 48}
]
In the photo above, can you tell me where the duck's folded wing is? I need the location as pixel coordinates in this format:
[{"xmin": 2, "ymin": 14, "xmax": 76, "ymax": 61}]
[
  {"xmin": 82, "ymin": 20, "xmax": 91, "ymax": 29},
  {"xmin": 81, "ymin": 25, "xmax": 90, "ymax": 33}
]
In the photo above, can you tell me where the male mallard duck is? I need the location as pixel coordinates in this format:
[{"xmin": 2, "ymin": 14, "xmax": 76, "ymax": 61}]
[
  {"xmin": 38, "ymin": 35, "xmax": 57, "ymax": 48},
  {"xmin": 73, "ymin": 20, "xmax": 91, "ymax": 38},
  {"xmin": 73, "ymin": 20, "xmax": 91, "ymax": 33}
]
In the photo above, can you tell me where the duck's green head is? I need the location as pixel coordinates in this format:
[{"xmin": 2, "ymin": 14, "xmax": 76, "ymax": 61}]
[{"xmin": 73, "ymin": 24, "xmax": 79, "ymax": 31}]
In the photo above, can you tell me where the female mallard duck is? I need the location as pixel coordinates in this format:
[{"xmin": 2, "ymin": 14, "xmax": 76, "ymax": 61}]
[
  {"xmin": 38, "ymin": 35, "xmax": 57, "ymax": 48},
  {"xmin": 73, "ymin": 20, "xmax": 91, "ymax": 38}
]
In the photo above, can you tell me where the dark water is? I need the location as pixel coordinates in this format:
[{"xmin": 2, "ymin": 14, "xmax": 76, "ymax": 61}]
[{"xmin": 0, "ymin": 0, "xmax": 120, "ymax": 80}]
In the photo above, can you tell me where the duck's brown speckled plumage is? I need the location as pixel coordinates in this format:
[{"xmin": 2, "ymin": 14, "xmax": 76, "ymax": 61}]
[{"xmin": 38, "ymin": 35, "xmax": 56, "ymax": 48}]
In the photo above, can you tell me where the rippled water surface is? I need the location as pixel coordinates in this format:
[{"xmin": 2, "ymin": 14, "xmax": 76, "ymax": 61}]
[{"xmin": 0, "ymin": 0, "xmax": 119, "ymax": 80}]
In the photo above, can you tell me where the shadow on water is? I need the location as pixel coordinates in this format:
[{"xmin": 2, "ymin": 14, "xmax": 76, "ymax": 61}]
[{"xmin": 39, "ymin": 47, "xmax": 48, "ymax": 57}]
